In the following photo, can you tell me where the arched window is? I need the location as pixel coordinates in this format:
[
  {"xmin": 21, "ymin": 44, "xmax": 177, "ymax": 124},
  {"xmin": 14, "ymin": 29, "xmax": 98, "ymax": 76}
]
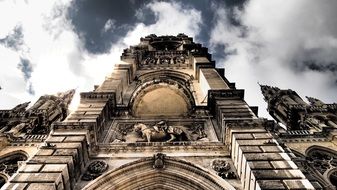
[
  {"xmin": 0, "ymin": 151, "xmax": 28, "ymax": 188},
  {"xmin": 0, "ymin": 174, "xmax": 7, "ymax": 189},
  {"xmin": 306, "ymin": 146, "xmax": 337, "ymax": 188}
]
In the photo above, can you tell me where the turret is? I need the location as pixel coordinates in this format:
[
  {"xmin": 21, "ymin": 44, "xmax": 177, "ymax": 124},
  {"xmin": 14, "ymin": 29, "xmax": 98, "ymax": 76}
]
[{"xmin": 261, "ymin": 84, "xmax": 337, "ymax": 132}]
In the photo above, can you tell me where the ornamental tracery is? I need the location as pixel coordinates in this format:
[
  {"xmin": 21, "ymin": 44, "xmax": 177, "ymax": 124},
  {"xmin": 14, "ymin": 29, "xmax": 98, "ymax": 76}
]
[
  {"xmin": 0, "ymin": 152, "xmax": 28, "ymax": 188},
  {"xmin": 306, "ymin": 147, "xmax": 337, "ymax": 188}
]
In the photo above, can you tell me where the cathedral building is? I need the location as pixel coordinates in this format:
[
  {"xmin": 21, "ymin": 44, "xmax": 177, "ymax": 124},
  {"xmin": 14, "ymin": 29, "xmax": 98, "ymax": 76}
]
[{"xmin": 0, "ymin": 34, "xmax": 336, "ymax": 189}]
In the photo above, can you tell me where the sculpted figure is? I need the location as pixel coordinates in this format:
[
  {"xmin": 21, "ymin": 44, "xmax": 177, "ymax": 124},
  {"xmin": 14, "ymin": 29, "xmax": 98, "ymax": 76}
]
[
  {"xmin": 164, "ymin": 125, "xmax": 186, "ymax": 142},
  {"xmin": 134, "ymin": 123, "xmax": 166, "ymax": 142},
  {"xmin": 134, "ymin": 121, "xmax": 188, "ymax": 142}
]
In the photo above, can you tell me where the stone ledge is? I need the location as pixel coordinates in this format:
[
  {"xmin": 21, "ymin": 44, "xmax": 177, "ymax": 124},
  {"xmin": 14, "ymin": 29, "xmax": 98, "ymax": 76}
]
[
  {"xmin": 271, "ymin": 161, "xmax": 298, "ymax": 170},
  {"xmin": 236, "ymin": 139, "xmax": 277, "ymax": 146},
  {"xmin": 245, "ymin": 153, "xmax": 291, "ymax": 161},
  {"xmin": 1, "ymin": 183, "xmax": 28, "ymax": 190},
  {"xmin": 18, "ymin": 164, "xmax": 43, "ymax": 173},
  {"xmin": 283, "ymin": 179, "xmax": 314, "ymax": 190},
  {"xmin": 252, "ymin": 169, "xmax": 305, "ymax": 180},
  {"xmin": 36, "ymin": 149, "xmax": 55, "ymax": 156},
  {"xmin": 256, "ymin": 180, "xmax": 286, "ymax": 189},
  {"xmin": 41, "ymin": 164, "xmax": 70, "ymax": 190},
  {"xmin": 26, "ymin": 183, "xmax": 56, "ymax": 190},
  {"xmin": 11, "ymin": 173, "xmax": 63, "ymax": 184},
  {"xmin": 28, "ymin": 155, "xmax": 74, "ymax": 181}
]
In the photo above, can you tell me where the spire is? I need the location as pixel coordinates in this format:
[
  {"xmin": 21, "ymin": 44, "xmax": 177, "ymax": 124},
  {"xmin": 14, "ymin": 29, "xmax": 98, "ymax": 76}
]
[
  {"xmin": 306, "ymin": 96, "xmax": 324, "ymax": 106},
  {"xmin": 28, "ymin": 89, "xmax": 75, "ymax": 111},
  {"xmin": 11, "ymin": 101, "xmax": 30, "ymax": 112},
  {"xmin": 259, "ymin": 83, "xmax": 280, "ymax": 102},
  {"xmin": 56, "ymin": 89, "xmax": 76, "ymax": 107}
]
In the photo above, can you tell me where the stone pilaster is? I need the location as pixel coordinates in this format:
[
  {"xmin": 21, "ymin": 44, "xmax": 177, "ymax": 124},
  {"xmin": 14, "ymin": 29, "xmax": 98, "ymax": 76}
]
[{"xmin": 227, "ymin": 123, "xmax": 314, "ymax": 190}]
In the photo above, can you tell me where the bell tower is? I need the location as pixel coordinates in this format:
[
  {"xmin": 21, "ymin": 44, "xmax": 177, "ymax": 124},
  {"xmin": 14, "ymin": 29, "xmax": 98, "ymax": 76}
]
[{"xmin": 1, "ymin": 34, "xmax": 315, "ymax": 190}]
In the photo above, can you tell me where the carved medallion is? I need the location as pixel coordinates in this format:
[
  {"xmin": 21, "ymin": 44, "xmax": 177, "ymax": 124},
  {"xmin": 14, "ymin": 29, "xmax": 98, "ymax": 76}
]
[
  {"xmin": 81, "ymin": 161, "xmax": 109, "ymax": 181},
  {"xmin": 211, "ymin": 159, "xmax": 236, "ymax": 179}
]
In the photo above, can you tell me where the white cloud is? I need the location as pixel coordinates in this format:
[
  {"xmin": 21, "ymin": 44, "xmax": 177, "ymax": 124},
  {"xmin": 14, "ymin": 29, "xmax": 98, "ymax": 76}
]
[
  {"xmin": 0, "ymin": 0, "xmax": 121, "ymax": 111},
  {"xmin": 0, "ymin": 1, "xmax": 202, "ymax": 112},
  {"xmin": 123, "ymin": 1, "xmax": 202, "ymax": 45},
  {"xmin": 210, "ymin": 0, "xmax": 337, "ymax": 118},
  {"xmin": 102, "ymin": 19, "xmax": 116, "ymax": 33}
]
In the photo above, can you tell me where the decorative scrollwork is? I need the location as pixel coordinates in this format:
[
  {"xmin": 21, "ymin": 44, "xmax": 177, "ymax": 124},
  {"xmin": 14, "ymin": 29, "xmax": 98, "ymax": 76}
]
[{"xmin": 81, "ymin": 161, "xmax": 109, "ymax": 181}]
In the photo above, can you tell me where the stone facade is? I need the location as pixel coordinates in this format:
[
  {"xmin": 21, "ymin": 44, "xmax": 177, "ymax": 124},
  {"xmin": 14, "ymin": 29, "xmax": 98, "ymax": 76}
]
[{"xmin": 0, "ymin": 34, "xmax": 335, "ymax": 189}]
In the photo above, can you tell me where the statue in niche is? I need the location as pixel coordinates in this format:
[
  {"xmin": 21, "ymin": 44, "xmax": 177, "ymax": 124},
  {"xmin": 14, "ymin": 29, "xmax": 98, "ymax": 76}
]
[{"xmin": 133, "ymin": 121, "xmax": 188, "ymax": 142}]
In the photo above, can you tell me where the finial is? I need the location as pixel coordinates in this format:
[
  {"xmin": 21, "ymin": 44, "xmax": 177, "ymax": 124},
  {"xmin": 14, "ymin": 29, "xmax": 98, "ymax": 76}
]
[{"xmin": 306, "ymin": 96, "xmax": 324, "ymax": 106}]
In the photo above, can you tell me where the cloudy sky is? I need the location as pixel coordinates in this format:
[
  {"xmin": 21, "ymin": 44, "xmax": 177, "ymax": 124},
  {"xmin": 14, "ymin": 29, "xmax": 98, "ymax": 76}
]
[{"xmin": 0, "ymin": 0, "xmax": 336, "ymax": 118}]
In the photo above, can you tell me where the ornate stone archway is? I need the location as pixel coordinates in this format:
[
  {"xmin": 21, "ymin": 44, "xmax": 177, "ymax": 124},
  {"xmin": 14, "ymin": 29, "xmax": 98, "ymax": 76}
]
[{"xmin": 83, "ymin": 155, "xmax": 235, "ymax": 190}]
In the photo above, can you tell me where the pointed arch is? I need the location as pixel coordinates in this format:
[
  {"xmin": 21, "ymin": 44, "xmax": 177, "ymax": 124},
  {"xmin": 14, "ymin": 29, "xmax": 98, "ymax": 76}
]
[
  {"xmin": 83, "ymin": 157, "xmax": 235, "ymax": 190},
  {"xmin": 0, "ymin": 150, "xmax": 28, "ymax": 188}
]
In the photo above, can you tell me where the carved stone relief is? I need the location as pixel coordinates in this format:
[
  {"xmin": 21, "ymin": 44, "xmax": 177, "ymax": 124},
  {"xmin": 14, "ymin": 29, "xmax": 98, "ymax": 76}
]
[
  {"xmin": 108, "ymin": 120, "xmax": 209, "ymax": 143},
  {"xmin": 142, "ymin": 53, "xmax": 187, "ymax": 66},
  {"xmin": 211, "ymin": 159, "xmax": 236, "ymax": 179},
  {"xmin": 153, "ymin": 153, "xmax": 165, "ymax": 169}
]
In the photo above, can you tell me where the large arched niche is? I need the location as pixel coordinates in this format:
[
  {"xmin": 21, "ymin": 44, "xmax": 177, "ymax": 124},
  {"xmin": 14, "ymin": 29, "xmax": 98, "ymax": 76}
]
[
  {"xmin": 83, "ymin": 156, "xmax": 235, "ymax": 190},
  {"xmin": 130, "ymin": 70, "xmax": 195, "ymax": 117}
]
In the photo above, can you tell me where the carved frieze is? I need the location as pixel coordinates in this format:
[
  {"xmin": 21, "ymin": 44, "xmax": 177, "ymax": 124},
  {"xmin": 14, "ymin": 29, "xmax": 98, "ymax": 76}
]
[{"xmin": 107, "ymin": 120, "xmax": 208, "ymax": 143}]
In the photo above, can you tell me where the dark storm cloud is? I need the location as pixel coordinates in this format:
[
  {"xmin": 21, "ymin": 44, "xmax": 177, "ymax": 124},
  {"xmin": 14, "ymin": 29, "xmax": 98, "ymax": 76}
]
[
  {"xmin": 66, "ymin": 0, "xmax": 247, "ymax": 54},
  {"xmin": 172, "ymin": 0, "xmax": 248, "ymax": 61},
  {"xmin": 305, "ymin": 62, "xmax": 337, "ymax": 73},
  {"xmin": 17, "ymin": 57, "xmax": 35, "ymax": 95},
  {"xmin": 67, "ymin": 0, "xmax": 154, "ymax": 54},
  {"xmin": 27, "ymin": 83, "xmax": 35, "ymax": 95},
  {"xmin": 0, "ymin": 25, "xmax": 24, "ymax": 51},
  {"xmin": 17, "ymin": 57, "xmax": 33, "ymax": 82}
]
